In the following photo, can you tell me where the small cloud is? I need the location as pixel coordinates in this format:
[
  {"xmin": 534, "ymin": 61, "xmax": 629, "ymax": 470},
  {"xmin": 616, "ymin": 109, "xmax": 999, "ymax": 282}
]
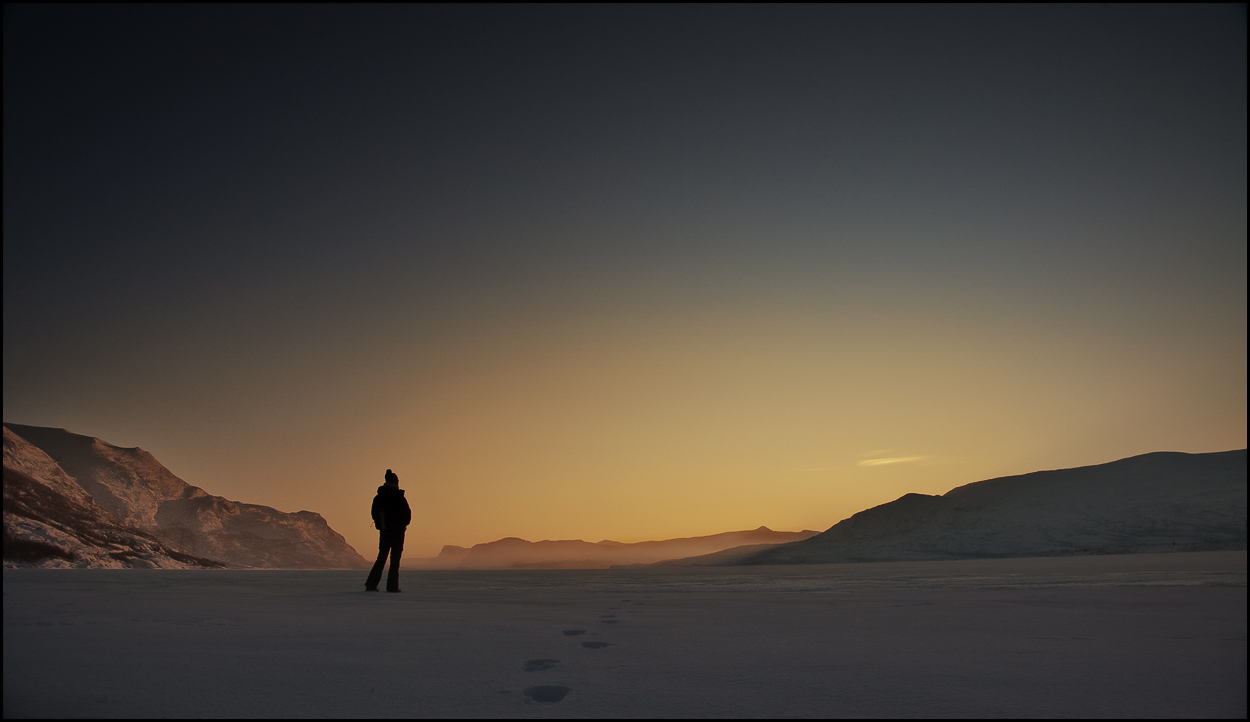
[{"xmin": 857, "ymin": 456, "xmax": 925, "ymax": 467}]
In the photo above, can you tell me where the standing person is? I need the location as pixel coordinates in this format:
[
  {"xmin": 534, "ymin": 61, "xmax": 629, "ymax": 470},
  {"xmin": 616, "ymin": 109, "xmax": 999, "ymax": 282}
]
[{"xmin": 365, "ymin": 469, "xmax": 411, "ymax": 593}]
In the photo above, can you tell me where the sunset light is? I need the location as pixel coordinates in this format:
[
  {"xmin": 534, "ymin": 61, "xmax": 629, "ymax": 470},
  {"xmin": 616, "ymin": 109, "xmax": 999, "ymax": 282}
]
[{"xmin": 4, "ymin": 8, "xmax": 1244, "ymax": 716}]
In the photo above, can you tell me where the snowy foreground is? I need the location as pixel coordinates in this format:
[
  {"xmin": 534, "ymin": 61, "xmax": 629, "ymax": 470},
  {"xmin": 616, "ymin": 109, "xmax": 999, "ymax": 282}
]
[{"xmin": 4, "ymin": 552, "xmax": 1246, "ymax": 719}]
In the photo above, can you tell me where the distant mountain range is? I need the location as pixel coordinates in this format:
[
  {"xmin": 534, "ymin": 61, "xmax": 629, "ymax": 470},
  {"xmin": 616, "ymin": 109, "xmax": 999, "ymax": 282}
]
[
  {"xmin": 723, "ymin": 449, "xmax": 1246, "ymax": 566},
  {"xmin": 409, "ymin": 527, "xmax": 821, "ymax": 569},
  {"xmin": 3, "ymin": 424, "xmax": 368, "ymax": 569},
  {"xmin": 413, "ymin": 450, "xmax": 1246, "ymax": 569},
  {"xmin": 6, "ymin": 421, "xmax": 1243, "ymax": 570}
]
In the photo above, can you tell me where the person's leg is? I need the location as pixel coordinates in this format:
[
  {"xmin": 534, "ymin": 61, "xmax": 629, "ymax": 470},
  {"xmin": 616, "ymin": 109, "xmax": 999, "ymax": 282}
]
[
  {"xmin": 365, "ymin": 532, "xmax": 390, "ymax": 590},
  {"xmin": 386, "ymin": 531, "xmax": 405, "ymax": 592}
]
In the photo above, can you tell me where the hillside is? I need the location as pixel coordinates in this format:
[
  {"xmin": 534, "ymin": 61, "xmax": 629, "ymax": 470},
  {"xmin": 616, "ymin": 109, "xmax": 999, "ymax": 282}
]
[
  {"xmin": 4, "ymin": 424, "xmax": 368, "ymax": 569},
  {"xmin": 734, "ymin": 450, "xmax": 1247, "ymax": 565}
]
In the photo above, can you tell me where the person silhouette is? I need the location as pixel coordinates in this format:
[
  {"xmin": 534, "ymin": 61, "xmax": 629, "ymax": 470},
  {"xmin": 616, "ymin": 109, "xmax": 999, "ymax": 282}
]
[{"xmin": 365, "ymin": 469, "xmax": 411, "ymax": 593}]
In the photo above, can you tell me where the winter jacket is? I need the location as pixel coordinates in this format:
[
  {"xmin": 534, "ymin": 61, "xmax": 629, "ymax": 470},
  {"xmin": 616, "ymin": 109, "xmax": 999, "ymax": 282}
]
[{"xmin": 371, "ymin": 485, "xmax": 412, "ymax": 531}]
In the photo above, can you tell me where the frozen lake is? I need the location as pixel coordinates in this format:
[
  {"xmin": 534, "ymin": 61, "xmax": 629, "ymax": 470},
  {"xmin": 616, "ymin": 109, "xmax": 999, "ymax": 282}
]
[{"xmin": 4, "ymin": 551, "xmax": 1246, "ymax": 718}]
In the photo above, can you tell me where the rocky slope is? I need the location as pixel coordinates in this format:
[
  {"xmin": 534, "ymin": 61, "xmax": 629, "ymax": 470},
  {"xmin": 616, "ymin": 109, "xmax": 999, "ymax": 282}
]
[
  {"xmin": 735, "ymin": 449, "xmax": 1247, "ymax": 565},
  {"xmin": 4, "ymin": 424, "xmax": 368, "ymax": 569}
]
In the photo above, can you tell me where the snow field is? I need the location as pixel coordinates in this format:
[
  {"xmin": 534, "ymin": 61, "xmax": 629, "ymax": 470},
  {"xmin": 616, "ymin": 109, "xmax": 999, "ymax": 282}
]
[{"xmin": 4, "ymin": 551, "xmax": 1246, "ymax": 718}]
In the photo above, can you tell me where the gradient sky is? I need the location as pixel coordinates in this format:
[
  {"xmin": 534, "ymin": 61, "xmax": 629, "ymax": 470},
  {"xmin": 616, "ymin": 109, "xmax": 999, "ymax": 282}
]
[{"xmin": 4, "ymin": 5, "xmax": 1246, "ymax": 558}]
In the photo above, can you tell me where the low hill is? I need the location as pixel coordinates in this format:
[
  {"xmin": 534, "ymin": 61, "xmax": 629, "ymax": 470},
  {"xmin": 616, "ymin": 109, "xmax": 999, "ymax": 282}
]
[{"xmin": 734, "ymin": 450, "xmax": 1246, "ymax": 566}]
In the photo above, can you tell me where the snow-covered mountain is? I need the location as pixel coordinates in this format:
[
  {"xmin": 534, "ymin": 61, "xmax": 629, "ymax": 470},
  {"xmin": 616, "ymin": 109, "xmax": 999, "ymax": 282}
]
[
  {"xmin": 3, "ymin": 424, "xmax": 368, "ymax": 569},
  {"xmin": 735, "ymin": 450, "xmax": 1247, "ymax": 565}
]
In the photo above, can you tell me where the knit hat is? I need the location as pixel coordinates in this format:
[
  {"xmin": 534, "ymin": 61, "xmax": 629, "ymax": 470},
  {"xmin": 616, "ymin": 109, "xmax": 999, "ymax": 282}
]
[{"xmin": 384, "ymin": 469, "xmax": 399, "ymax": 487}]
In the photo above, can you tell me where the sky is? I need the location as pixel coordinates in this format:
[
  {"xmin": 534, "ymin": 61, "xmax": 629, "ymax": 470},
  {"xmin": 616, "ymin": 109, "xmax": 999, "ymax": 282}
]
[{"xmin": 4, "ymin": 5, "xmax": 1246, "ymax": 558}]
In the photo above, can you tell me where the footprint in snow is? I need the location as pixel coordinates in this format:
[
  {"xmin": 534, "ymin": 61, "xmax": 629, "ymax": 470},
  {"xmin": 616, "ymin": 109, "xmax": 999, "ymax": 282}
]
[{"xmin": 522, "ymin": 685, "xmax": 571, "ymax": 704}]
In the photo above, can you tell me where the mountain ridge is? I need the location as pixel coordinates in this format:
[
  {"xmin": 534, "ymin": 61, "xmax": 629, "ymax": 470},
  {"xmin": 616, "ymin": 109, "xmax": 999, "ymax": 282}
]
[
  {"xmin": 731, "ymin": 449, "xmax": 1247, "ymax": 566},
  {"xmin": 409, "ymin": 526, "xmax": 821, "ymax": 569},
  {"xmin": 4, "ymin": 424, "xmax": 368, "ymax": 569}
]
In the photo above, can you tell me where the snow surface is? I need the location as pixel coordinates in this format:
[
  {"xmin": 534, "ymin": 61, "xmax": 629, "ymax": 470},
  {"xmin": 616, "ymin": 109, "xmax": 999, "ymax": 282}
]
[{"xmin": 4, "ymin": 551, "xmax": 1245, "ymax": 718}]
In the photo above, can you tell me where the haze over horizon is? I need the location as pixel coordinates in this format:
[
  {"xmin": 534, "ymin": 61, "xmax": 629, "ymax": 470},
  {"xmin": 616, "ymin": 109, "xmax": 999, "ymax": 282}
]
[{"xmin": 4, "ymin": 6, "xmax": 1245, "ymax": 558}]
